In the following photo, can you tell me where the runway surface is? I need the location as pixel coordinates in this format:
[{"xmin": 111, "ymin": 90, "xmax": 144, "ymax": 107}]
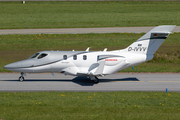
[
  {"xmin": 0, "ymin": 26, "xmax": 180, "ymax": 35},
  {"xmin": 0, "ymin": 73, "xmax": 180, "ymax": 92}
]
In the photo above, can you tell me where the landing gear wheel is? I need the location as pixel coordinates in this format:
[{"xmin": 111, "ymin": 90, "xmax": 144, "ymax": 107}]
[
  {"xmin": 93, "ymin": 76, "xmax": 99, "ymax": 83},
  {"xmin": 19, "ymin": 76, "xmax": 24, "ymax": 82}
]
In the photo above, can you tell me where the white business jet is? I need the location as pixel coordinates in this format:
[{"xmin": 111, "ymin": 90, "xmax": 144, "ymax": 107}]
[{"xmin": 4, "ymin": 25, "xmax": 176, "ymax": 83}]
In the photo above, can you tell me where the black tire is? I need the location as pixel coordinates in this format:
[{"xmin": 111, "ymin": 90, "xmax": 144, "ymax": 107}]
[
  {"xmin": 19, "ymin": 76, "xmax": 24, "ymax": 82},
  {"xmin": 93, "ymin": 76, "xmax": 99, "ymax": 83}
]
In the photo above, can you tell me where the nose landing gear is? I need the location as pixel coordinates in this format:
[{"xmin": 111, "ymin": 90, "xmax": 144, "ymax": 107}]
[{"xmin": 19, "ymin": 72, "xmax": 25, "ymax": 82}]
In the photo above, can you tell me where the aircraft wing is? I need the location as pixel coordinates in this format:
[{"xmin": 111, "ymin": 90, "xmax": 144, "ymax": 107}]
[
  {"xmin": 93, "ymin": 61, "xmax": 105, "ymax": 75},
  {"xmin": 77, "ymin": 61, "xmax": 105, "ymax": 76}
]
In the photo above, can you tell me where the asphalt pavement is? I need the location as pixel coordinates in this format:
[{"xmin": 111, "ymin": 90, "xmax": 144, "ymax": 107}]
[
  {"xmin": 0, "ymin": 26, "xmax": 180, "ymax": 35},
  {"xmin": 0, "ymin": 73, "xmax": 180, "ymax": 92}
]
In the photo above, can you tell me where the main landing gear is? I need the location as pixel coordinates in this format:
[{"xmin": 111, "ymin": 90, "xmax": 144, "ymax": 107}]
[
  {"xmin": 93, "ymin": 76, "xmax": 99, "ymax": 83},
  {"xmin": 19, "ymin": 72, "xmax": 25, "ymax": 82},
  {"xmin": 90, "ymin": 76, "xmax": 99, "ymax": 83}
]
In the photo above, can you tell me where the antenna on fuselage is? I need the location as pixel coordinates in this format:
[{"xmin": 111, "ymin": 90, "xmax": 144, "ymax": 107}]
[
  {"xmin": 103, "ymin": 48, "xmax": 107, "ymax": 52},
  {"xmin": 86, "ymin": 47, "xmax": 91, "ymax": 52}
]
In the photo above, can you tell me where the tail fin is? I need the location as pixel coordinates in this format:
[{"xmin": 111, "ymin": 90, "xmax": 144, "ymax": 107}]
[{"xmin": 121, "ymin": 25, "xmax": 176, "ymax": 55}]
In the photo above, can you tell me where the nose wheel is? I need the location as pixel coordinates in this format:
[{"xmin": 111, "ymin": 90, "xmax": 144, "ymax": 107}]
[
  {"xmin": 19, "ymin": 76, "xmax": 24, "ymax": 82},
  {"xmin": 19, "ymin": 72, "xmax": 25, "ymax": 82}
]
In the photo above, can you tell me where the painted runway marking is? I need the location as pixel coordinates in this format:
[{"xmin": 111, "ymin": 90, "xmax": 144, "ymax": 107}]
[
  {"xmin": 109, "ymin": 81, "xmax": 180, "ymax": 83},
  {"xmin": 149, "ymin": 81, "xmax": 180, "ymax": 82},
  {"xmin": 109, "ymin": 81, "xmax": 145, "ymax": 82}
]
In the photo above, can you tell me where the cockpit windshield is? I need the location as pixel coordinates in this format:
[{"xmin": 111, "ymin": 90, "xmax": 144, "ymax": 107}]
[
  {"xmin": 38, "ymin": 53, "xmax": 48, "ymax": 59},
  {"xmin": 30, "ymin": 53, "xmax": 40, "ymax": 59}
]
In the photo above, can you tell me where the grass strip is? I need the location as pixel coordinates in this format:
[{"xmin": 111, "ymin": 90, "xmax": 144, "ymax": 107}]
[
  {"xmin": 0, "ymin": 91, "xmax": 180, "ymax": 120},
  {"xmin": 0, "ymin": 33, "xmax": 180, "ymax": 72},
  {"xmin": 0, "ymin": 1, "xmax": 180, "ymax": 29}
]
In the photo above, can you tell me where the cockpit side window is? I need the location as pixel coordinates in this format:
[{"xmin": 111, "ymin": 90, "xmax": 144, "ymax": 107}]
[
  {"xmin": 30, "ymin": 53, "xmax": 40, "ymax": 59},
  {"xmin": 38, "ymin": 53, "xmax": 48, "ymax": 59}
]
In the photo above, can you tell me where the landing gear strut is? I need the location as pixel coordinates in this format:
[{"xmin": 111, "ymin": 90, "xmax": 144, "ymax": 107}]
[
  {"xmin": 19, "ymin": 72, "xmax": 24, "ymax": 82},
  {"xmin": 89, "ymin": 76, "xmax": 99, "ymax": 83}
]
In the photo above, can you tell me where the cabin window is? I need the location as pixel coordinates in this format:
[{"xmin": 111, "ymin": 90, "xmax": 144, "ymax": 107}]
[
  {"xmin": 30, "ymin": 53, "xmax": 40, "ymax": 59},
  {"xmin": 38, "ymin": 53, "xmax": 48, "ymax": 59},
  {"xmin": 83, "ymin": 55, "xmax": 87, "ymax": 60},
  {"xmin": 63, "ymin": 55, "xmax": 67, "ymax": 60},
  {"xmin": 73, "ymin": 55, "xmax": 77, "ymax": 60}
]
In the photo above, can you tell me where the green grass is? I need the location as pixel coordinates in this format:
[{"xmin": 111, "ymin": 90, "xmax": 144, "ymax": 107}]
[
  {"xmin": 0, "ymin": 33, "xmax": 180, "ymax": 72},
  {"xmin": 0, "ymin": 91, "xmax": 180, "ymax": 120},
  {"xmin": 0, "ymin": 1, "xmax": 180, "ymax": 29}
]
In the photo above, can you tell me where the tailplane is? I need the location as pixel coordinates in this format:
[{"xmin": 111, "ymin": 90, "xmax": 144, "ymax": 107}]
[{"xmin": 121, "ymin": 25, "xmax": 176, "ymax": 55}]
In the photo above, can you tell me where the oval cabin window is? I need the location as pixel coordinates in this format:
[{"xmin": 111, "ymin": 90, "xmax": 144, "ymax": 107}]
[
  {"xmin": 73, "ymin": 55, "xmax": 77, "ymax": 60},
  {"xmin": 63, "ymin": 55, "xmax": 67, "ymax": 60},
  {"xmin": 83, "ymin": 55, "xmax": 87, "ymax": 60}
]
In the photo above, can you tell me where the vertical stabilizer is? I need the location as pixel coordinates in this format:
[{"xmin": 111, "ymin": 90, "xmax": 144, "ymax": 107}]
[{"xmin": 121, "ymin": 25, "xmax": 176, "ymax": 55}]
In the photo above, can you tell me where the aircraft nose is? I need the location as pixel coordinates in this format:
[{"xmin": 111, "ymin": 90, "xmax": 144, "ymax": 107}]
[
  {"xmin": 4, "ymin": 63, "xmax": 17, "ymax": 70},
  {"xmin": 4, "ymin": 60, "xmax": 34, "ymax": 71}
]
